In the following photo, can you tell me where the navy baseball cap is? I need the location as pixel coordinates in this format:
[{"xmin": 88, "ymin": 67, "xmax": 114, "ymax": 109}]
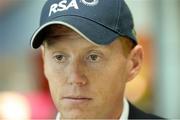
[{"xmin": 31, "ymin": 0, "xmax": 137, "ymax": 49}]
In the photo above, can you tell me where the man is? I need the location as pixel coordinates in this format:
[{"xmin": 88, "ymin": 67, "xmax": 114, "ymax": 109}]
[{"xmin": 30, "ymin": 0, "xmax": 162, "ymax": 119}]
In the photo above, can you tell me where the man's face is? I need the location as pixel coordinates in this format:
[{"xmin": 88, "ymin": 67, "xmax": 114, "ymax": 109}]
[{"xmin": 42, "ymin": 26, "xmax": 132, "ymax": 119}]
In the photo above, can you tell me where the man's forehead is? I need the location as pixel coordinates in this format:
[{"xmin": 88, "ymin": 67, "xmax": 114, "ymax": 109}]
[
  {"xmin": 43, "ymin": 25, "xmax": 129, "ymax": 53},
  {"xmin": 43, "ymin": 25, "xmax": 96, "ymax": 47},
  {"xmin": 44, "ymin": 25, "xmax": 73, "ymax": 37},
  {"xmin": 43, "ymin": 25, "xmax": 102, "ymax": 48}
]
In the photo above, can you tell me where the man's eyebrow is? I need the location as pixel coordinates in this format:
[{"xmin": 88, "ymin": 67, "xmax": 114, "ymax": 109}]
[{"xmin": 85, "ymin": 44, "xmax": 111, "ymax": 53}]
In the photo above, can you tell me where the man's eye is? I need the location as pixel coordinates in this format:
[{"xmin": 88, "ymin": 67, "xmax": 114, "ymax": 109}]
[
  {"xmin": 87, "ymin": 54, "xmax": 101, "ymax": 62},
  {"xmin": 54, "ymin": 54, "xmax": 66, "ymax": 63}
]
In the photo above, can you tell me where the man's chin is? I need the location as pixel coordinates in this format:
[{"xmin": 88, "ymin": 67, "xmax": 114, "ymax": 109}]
[{"xmin": 61, "ymin": 110, "xmax": 97, "ymax": 119}]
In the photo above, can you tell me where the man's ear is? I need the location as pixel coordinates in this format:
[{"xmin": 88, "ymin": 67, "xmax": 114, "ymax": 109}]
[{"xmin": 127, "ymin": 45, "xmax": 144, "ymax": 82}]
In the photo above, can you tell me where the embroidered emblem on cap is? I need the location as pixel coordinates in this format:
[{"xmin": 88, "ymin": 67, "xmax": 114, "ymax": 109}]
[
  {"xmin": 49, "ymin": 0, "xmax": 79, "ymax": 17},
  {"xmin": 80, "ymin": 0, "xmax": 99, "ymax": 6}
]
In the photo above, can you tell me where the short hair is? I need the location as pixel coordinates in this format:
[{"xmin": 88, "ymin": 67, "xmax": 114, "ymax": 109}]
[{"xmin": 118, "ymin": 37, "xmax": 136, "ymax": 57}]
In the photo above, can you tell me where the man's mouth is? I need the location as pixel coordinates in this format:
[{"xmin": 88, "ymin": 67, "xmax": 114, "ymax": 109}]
[{"xmin": 62, "ymin": 96, "xmax": 92, "ymax": 104}]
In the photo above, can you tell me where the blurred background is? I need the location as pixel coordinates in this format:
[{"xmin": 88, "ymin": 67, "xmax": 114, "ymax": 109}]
[{"xmin": 0, "ymin": 0, "xmax": 180, "ymax": 119}]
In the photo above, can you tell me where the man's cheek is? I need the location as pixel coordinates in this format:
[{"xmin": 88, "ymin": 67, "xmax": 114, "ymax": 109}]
[{"xmin": 49, "ymin": 81, "xmax": 61, "ymax": 100}]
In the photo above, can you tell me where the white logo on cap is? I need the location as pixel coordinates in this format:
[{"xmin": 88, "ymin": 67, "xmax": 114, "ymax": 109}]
[
  {"xmin": 49, "ymin": 0, "xmax": 79, "ymax": 17},
  {"xmin": 49, "ymin": 0, "xmax": 99, "ymax": 17},
  {"xmin": 80, "ymin": 0, "xmax": 99, "ymax": 6}
]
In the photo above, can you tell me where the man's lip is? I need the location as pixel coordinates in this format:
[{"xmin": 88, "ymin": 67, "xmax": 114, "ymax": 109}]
[
  {"xmin": 62, "ymin": 96, "xmax": 92, "ymax": 100},
  {"xmin": 62, "ymin": 96, "xmax": 92, "ymax": 104}
]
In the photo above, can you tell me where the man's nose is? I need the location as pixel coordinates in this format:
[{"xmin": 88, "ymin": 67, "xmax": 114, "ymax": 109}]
[{"xmin": 67, "ymin": 62, "xmax": 88, "ymax": 86}]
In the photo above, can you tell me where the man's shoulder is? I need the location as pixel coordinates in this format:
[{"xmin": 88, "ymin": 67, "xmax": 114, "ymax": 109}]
[{"xmin": 128, "ymin": 102, "xmax": 163, "ymax": 119}]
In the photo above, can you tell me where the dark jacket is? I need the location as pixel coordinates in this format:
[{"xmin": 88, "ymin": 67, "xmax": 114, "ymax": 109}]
[{"xmin": 128, "ymin": 102, "xmax": 163, "ymax": 119}]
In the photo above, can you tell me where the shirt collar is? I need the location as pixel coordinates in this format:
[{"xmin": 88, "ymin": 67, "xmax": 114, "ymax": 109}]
[
  {"xmin": 56, "ymin": 98, "xmax": 129, "ymax": 120},
  {"xmin": 120, "ymin": 98, "xmax": 129, "ymax": 120}
]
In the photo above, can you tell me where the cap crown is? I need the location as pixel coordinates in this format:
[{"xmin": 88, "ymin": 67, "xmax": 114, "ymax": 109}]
[{"xmin": 40, "ymin": 0, "xmax": 134, "ymax": 36}]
